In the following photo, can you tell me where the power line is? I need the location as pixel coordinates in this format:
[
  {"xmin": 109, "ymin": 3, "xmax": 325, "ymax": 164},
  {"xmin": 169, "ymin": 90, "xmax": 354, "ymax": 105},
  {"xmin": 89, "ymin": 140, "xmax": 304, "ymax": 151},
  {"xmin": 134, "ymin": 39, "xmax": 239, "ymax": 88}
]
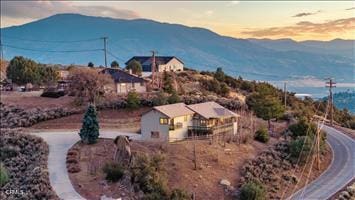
[
  {"xmin": 107, "ymin": 50, "xmax": 125, "ymax": 62},
  {"xmin": 1, "ymin": 34, "xmax": 101, "ymax": 43},
  {"xmin": 2, "ymin": 44, "xmax": 103, "ymax": 53}
]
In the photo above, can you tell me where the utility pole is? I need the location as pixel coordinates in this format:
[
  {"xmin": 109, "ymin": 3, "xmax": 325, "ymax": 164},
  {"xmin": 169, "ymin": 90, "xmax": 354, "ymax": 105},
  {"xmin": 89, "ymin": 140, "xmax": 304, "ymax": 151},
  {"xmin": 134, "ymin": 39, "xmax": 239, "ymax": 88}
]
[
  {"xmin": 316, "ymin": 124, "xmax": 320, "ymax": 170},
  {"xmin": 325, "ymin": 78, "xmax": 336, "ymax": 126},
  {"xmin": 150, "ymin": 50, "xmax": 158, "ymax": 88},
  {"xmin": 101, "ymin": 37, "xmax": 108, "ymax": 67},
  {"xmin": 0, "ymin": 36, "xmax": 3, "ymax": 61},
  {"xmin": 284, "ymin": 82, "xmax": 287, "ymax": 110}
]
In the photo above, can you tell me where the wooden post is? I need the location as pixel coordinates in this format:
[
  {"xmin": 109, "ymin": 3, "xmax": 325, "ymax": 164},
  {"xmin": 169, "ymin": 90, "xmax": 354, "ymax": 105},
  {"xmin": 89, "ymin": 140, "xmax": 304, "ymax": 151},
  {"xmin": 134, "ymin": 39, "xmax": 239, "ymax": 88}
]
[
  {"xmin": 193, "ymin": 142, "xmax": 197, "ymax": 170},
  {"xmin": 316, "ymin": 128, "xmax": 320, "ymax": 170},
  {"xmin": 223, "ymin": 132, "xmax": 226, "ymax": 147}
]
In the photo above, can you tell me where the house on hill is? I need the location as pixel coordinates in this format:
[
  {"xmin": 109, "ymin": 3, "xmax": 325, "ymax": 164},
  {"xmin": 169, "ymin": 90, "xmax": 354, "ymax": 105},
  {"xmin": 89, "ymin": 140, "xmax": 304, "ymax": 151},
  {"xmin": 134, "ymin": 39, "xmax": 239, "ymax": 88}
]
[
  {"xmin": 125, "ymin": 56, "xmax": 184, "ymax": 73},
  {"xmin": 101, "ymin": 68, "xmax": 147, "ymax": 94},
  {"xmin": 141, "ymin": 102, "xmax": 239, "ymax": 142},
  {"xmin": 186, "ymin": 102, "xmax": 238, "ymax": 137}
]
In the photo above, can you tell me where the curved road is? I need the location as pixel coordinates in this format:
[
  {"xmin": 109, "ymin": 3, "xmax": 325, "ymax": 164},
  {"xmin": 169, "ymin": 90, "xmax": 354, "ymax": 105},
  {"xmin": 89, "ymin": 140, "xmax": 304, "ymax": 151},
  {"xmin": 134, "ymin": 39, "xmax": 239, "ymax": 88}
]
[
  {"xmin": 30, "ymin": 130, "xmax": 141, "ymax": 200},
  {"xmin": 289, "ymin": 125, "xmax": 355, "ymax": 200}
]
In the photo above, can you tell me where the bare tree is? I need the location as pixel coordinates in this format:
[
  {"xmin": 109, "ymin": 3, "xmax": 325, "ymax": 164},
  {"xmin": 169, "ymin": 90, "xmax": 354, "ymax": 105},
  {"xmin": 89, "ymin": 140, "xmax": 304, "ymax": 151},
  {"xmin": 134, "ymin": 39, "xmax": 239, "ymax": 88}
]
[{"xmin": 69, "ymin": 68, "xmax": 113, "ymax": 104}]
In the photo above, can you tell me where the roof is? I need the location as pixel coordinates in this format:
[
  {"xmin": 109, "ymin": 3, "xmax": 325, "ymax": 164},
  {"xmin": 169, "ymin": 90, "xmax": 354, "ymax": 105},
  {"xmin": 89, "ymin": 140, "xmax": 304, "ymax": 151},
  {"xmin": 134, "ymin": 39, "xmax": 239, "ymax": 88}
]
[
  {"xmin": 152, "ymin": 103, "xmax": 195, "ymax": 118},
  {"xmin": 187, "ymin": 101, "xmax": 239, "ymax": 119},
  {"xmin": 100, "ymin": 68, "xmax": 145, "ymax": 83},
  {"xmin": 125, "ymin": 56, "xmax": 184, "ymax": 66}
]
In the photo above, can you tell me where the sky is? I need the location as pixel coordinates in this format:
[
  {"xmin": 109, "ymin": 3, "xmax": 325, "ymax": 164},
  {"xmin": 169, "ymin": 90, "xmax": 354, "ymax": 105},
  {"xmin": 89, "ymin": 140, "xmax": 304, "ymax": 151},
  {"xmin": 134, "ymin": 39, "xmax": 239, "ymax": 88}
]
[{"xmin": 1, "ymin": 1, "xmax": 354, "ymax": 41}]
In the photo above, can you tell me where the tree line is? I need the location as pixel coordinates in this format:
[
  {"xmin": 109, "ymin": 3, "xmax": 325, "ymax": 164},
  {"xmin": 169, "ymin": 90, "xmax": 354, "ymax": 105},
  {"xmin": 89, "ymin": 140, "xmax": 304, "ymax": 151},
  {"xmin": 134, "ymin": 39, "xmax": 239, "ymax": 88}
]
[{"xmin": 6, "ymin": 56, "xmax": 59, "ymax": 86}]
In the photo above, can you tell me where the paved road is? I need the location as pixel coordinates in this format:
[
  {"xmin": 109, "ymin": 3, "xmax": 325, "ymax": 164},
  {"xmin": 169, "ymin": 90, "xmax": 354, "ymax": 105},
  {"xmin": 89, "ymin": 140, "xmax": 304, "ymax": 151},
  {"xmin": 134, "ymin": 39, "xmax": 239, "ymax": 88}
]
[
  {"xmin": 289, "ymin": 125, "xmax": 355, "ymax": 200},
  {"xmin": 30, "ymin": 130, "xmax": 141, "ymax": 200}
]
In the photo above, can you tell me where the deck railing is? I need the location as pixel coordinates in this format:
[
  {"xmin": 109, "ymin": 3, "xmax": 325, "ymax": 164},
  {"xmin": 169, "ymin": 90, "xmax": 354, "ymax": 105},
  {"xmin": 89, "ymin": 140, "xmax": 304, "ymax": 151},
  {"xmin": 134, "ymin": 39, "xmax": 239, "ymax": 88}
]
[{"xmin": 188, "ymin": 123, "xmax": 234, "ymax": 134}]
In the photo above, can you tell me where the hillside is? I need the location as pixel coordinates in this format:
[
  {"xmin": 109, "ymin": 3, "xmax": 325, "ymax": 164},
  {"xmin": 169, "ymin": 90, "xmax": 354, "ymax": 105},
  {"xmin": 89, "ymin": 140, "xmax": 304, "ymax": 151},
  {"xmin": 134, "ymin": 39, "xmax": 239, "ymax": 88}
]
[
  {"xmin": 323, "ymin": 91, "xmax": 355, "ymax": 113},
  {"xmin": 1, "ymin": 13, "xmax": 354, "ymax": 82},
  {"xmin": 248, "ymin": 38, "xmax": 354, "ymax": 58}
]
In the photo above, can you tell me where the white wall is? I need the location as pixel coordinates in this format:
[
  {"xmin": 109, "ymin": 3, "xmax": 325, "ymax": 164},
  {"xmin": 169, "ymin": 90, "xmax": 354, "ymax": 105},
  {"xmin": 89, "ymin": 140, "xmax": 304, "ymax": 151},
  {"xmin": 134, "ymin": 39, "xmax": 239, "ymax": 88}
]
[
  {"xmin": 168, "ymin": 114, "xmax": 192, "ymax": 142},
  {"xmin": 116, "ymin": 82, "xmax": 146, "ymax": 94},
  {"xmin": 158, "ymin": 58, "xmax": 184, "ymax": 72},
  {"xmin": 141, "ymin": 110, "xmax": 170, "ymax": 141}
]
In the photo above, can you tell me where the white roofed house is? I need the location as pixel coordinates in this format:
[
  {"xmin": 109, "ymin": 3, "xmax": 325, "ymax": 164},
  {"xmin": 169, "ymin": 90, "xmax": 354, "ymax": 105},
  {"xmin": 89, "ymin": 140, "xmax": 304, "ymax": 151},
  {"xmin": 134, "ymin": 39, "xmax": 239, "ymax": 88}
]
[
  {"xmin": 100, "ymin": 68, "xmax": 147, "ymax": 94},
  {"xmin": 125, "ymin": 56, "xmax": 184, "ymax": 77},
  {"xmin": 187, "ymin": 102, "xmax": 239, "ymax": 137},
  {"xmin": 140, "ymin": 101, "xmax": 239, "ymax": 142},
  {"xmin": 141, "ymin": 103, "xmax": 195, "ymax": 142}
]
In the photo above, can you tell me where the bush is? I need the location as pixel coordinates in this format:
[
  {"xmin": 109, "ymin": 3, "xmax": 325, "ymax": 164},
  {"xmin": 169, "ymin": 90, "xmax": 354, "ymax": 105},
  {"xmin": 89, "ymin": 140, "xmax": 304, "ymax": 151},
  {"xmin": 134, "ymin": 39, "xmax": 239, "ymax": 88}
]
[
  {"xmin": 240, "ymin": 181, "xmax": 266, "ymax": 200},
  {"xmin": 254, "ymin": 128, "xmax": 269, "ymax": 143},
  {"xmin": 0, "ymin": 164, "xmax": 9, "ymax": 187},
  {"xmin": 127, "ymin": 91, "xmax": 141, "ymax": 109},
  {"xmin": 103, "ymin": 162, "xmax": 125, "ymax": 182},
  {"xmin": 131, "ymin": 153, "xmax": 168, "ymax": 199},
  {"xmin": 153, "ymin": 91, "xmax": 168, "ymax": 106},
  {"xmin": 219, "ymin": 82, "xmax": 230, "ymax": 97},
  {"xmin": 170, "ymin": 188, "xmax": 191, "ymax": 200},
  {"xmin": 0, "ymin": 146, "xmax": 19, "ymax": 160},
  {"xmin": 288, "ymin": 119, "xmax": 317, "ymax": 139},
  {"xmin": 41, "ymin": 90, "xmax": 65, "ymax": 98},
  {"xmin": 168, "ymin": 91, "xmax": 181, "ymax": 104},
  {"xmin": 289, "ymin": 136, "xmax": 313, "ymax": 163}
]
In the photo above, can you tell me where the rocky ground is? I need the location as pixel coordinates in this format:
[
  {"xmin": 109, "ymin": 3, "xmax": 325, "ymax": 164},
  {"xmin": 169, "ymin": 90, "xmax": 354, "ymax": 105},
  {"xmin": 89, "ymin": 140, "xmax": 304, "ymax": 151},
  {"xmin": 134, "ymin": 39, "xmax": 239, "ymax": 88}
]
[
  {"xmin": 333, "ymin": 182, "xmax": 355, "ymax": 200},
  {"xmin": 0, "ymin": 129, "xmax": 58, "ymax": 200}
]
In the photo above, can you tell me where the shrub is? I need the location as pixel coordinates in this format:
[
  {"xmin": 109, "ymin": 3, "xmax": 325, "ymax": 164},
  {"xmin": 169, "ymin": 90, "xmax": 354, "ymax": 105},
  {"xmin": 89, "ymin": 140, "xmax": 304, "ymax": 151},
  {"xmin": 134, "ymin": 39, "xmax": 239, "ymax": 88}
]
[
  {"xmin": 219, "ymin": 82, "xmax": 230, "ymax": 97},
  {"xmin": 41, "ymin": 90, "xmax": 65, "ymax": 98},
  {"xmin": 103, "ymin": 162, "xmax": 125, "ymax": 182},
  {"xmin": 240, "ymin": 181, "xmax": 266, "ymax": 200},
  {"xmin": 0, "ymin": 146, "xmax": 19, "ymax": 160},
  {"xmin": 289, "ymin": 136, "xmax": 313, "ymax": 163},
  {"xmin": 0, "ymin": 163, "xmax": 9, "ymax": 187},
  {"xmin": 131, "ymin": 153, "xmax": 168, "ymax": 199},
  {"xmin": 170, "ymin": 188, "xmax": 191, "ymax": 200},
  {"xmin": 288, "ymin": 119, "xmax": 317, "ymax": 139},
  {"xmin": 254, "ymin": 128, "xmax": 269, "ymax": 143},
  {"xmin": 127, "ymin": 91, "xmax": 140, "ymax": 109},
  {"xmin": 153, "ymin": 91, "xmax": 168, "ymax": 106},
  {"xmin": 168, "ymin": 91, "xmax": 181, "ymax": 104}
]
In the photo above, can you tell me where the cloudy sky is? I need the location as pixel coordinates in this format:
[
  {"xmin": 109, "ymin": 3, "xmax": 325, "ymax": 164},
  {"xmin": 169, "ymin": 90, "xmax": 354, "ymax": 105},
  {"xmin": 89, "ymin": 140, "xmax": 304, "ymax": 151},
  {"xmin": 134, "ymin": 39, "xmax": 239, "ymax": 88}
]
[{"xmin": 1, "ymin": 1, "xmax": 354, "ymax": 41}]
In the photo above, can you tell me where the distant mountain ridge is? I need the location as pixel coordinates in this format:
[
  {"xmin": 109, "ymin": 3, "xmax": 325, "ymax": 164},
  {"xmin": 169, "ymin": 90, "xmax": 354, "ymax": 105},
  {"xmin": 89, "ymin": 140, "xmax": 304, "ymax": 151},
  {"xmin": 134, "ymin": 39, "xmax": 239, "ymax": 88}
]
[
  {"xmin": 248, "ymin": 38, "xmax": 354, "ymax": 58},
  {"xmin": 1, "ymin": 13, "xmax": 354, "ymax": 82}
]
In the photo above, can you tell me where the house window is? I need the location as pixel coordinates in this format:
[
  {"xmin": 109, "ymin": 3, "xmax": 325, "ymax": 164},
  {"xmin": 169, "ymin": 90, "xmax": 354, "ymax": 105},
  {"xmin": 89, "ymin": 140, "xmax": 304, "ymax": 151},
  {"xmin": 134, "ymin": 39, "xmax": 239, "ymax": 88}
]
[
  {"xmin": 151, "ymin": 131, "xmax": 160, "ymax": 138},
  {"xmin": 160, "ymin": 118, "xmax": 169, "ymax": 125},
  {"xmin": 140, "ymin": 82, "xmax": 144, "ymax": 86},
  {"xmin": 132, "ymin": 82, "xmax": 135, "ymax": 88},
  {"xmin": 184, "ymin": 115, "xmax": 188, "ymax": 122},
  {"xmin": 200, "ymin": 119, "xmax": 206, "ymax": 125}
]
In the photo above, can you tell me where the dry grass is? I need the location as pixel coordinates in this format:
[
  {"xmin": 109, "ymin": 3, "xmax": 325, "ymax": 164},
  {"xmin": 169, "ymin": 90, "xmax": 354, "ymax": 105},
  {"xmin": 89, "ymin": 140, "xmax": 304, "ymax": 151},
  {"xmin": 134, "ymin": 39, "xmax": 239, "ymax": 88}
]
[
  {"xmin": 69, "ymin": 136, "xmax": 278, "ymax": 200},
  {"xmin": 29, "ymin": 107, "xmax": 150, "ymax": 131},
  {"xmin": 165, "ymin": 139, "xmax": 277, "ymax": 200}
]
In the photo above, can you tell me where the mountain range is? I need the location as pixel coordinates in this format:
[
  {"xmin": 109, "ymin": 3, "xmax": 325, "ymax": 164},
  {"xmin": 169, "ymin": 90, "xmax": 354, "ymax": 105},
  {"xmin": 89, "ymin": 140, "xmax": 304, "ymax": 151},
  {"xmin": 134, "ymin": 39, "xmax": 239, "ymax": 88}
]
[{"xmin": 1, "ymin": 13, "xmax": 354, "ymax": 82}]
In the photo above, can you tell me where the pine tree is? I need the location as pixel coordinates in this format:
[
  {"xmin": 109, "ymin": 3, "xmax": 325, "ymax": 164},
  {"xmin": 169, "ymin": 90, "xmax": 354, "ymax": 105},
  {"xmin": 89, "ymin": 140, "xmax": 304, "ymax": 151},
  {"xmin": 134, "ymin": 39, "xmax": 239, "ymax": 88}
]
[{"xmin": 79, "ymin": 104, "xmax": 99, "ymax": 144}]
